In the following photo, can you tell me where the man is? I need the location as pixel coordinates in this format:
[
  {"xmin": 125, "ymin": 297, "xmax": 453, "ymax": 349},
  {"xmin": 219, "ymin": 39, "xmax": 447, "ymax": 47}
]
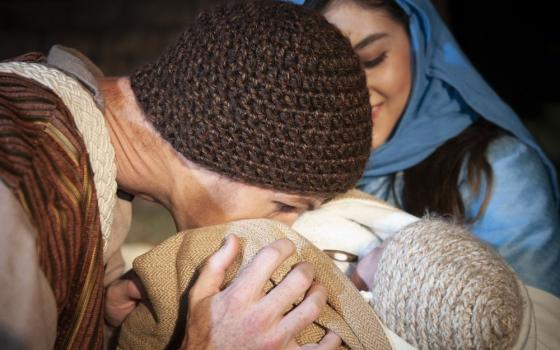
[{"xmin": 0, "ymin": 1, "xmax": 372, "ymax": 349}]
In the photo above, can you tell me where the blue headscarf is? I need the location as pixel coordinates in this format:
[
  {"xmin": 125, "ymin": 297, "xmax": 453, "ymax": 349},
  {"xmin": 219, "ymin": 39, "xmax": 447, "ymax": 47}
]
[{"xmin": 286, "ymin": 0, "xmax": 558, "ymax": 201}]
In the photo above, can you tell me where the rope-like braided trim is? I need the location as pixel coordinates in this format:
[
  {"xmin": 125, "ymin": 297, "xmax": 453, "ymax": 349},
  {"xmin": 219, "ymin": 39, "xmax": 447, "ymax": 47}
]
[{"xmin": 0, "ymin": 62, "xmax": 117, "ymax": 251}]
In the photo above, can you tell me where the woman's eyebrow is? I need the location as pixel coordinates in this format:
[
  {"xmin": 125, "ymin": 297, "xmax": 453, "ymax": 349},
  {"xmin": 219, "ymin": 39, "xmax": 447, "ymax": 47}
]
[{"xmin": 353, "ymin": 33, "xmax": 389, "ymax": 51}]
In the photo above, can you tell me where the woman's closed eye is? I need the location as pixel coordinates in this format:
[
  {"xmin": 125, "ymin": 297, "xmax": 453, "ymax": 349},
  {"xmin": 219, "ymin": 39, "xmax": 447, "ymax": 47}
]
[{"xmin": 362, "ymin": 52, "xmax": 387, "ymax": 69}]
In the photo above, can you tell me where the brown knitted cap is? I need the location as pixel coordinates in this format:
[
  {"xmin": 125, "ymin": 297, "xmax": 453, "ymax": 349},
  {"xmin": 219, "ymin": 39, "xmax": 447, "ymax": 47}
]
[{"xmin": 130, "ymin": 0, "xmax": 371, "ymax": 196}]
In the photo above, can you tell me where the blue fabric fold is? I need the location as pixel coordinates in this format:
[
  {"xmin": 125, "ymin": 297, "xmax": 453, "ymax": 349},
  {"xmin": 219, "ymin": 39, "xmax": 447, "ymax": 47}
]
[{"xmin": 359, "ymin": 0, "xmax": 558, "ymax": 204}]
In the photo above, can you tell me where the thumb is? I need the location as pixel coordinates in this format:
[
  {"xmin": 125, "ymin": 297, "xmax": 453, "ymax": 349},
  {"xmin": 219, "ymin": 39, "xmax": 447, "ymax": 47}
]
[
  {"xmin": 125, "ymin": 271, "xmax": 147, "ymax": 301},
  {"xmin": 188, "ymin": 234, "xmax": 240, "ymax": 305}
]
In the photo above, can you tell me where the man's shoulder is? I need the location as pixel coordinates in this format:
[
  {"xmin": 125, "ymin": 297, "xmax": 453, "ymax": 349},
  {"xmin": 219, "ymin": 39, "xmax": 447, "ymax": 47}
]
[
  {"xmin": 2, "ymin": 51, "xmax": 47, "ymax": 64},
  {"xmin": 1, "ymin": 45, "xmax": 105, "ymax": 110},
  {"xmin": 45, "ymin": 45, "xmax": 105, "ymax": 109}
]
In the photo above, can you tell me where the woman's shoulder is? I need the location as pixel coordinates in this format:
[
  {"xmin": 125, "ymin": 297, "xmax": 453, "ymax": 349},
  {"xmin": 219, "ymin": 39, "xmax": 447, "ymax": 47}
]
[
  {"xmin": 466, "ymin": 134, "xmax": 560, "ymax": 296},
  {"xmin": 484, "ymin": 134, "xmax": 548, "ymax": 175},
  {"xmin": 486, "ymin": 133, "xmax": 528, "ymax": 155},
  {"xmin": 458, "ymin": 133, "xmax": 555, "ymax": 221}
]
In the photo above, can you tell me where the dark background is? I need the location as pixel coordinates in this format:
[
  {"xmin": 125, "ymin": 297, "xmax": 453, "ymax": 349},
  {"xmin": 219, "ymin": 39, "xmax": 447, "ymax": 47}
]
[
  {"xmin": 1, "ymin": 0, "xmax": 559, "ymax": 242},
  {"xmin": 445, "ymin": 1, "xmax": 560, "ymax": 172}
]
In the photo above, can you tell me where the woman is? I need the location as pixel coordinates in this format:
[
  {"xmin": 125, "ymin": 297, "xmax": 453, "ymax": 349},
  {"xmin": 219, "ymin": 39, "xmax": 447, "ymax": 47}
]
[{"xmin": 288, "ymin": 0, "xmax": 560, "ymax": 297}]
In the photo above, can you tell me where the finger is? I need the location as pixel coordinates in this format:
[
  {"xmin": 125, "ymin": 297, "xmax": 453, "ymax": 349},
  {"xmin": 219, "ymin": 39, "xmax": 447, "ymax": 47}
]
[
  {"xmin": 105, "ymin": 279, "xmax": 135, "ymax": 306},
  {"xmin": 125, "ymin": 271, "xmax": 148, "ymax": 300},
  {"xmin": 104, "ymin": 280, "xmax": 142, "ymax": 327},
  {"xmin": 284, "ymin": 339, "xmax": 300, "ymax": 350},
  {"xmin": 315, "ymin": 331, "xmax": 342, "ymax": 349},
  {"xmin": 278, "ymin": 283, "xmax": 327, "ymax": 338},
  {"xmin": 189, "ymin": 234, "xmax": 240, "ymax": 305},
  {"xmin": 260, "ymin": 262, "xmax": 314, "ymax": 316},
  {"xmin": 229, "ymin": 238, "xmax": 296, "ymax": 299},
  {"xmin": 298, "ymin": 332, "xmax": 342, "ymax": 349},
  {"xmin": 350, "ymin": 270, "xmax": 368, "ymax": 291}
]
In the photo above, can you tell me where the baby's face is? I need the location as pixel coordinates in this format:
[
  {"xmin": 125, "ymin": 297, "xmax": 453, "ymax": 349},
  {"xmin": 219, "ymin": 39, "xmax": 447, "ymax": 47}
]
[{"xmin": 352, "ymin": 239, "xmax": 391, "ymax": 291}]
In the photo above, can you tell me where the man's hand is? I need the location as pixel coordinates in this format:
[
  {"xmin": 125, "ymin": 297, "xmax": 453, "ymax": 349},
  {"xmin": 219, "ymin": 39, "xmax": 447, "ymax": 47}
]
[
  {"xmin": 104, "ymin": 269, "xmax": 146, "ymax": 327},
  {"xmin": 182, "ymin": 234, "xmax": 342, "ymax": 350}
]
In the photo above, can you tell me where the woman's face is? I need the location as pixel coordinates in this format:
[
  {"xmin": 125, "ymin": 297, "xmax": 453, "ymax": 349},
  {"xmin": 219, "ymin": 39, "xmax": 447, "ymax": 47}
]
[{"xmin": 323, "ymin": 1, "xmax": 412, "ymax": 149}]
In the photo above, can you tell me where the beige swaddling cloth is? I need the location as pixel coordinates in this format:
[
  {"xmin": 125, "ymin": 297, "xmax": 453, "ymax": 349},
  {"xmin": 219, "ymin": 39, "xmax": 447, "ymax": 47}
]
[{"xmin": 117, "ymin": 218, "xmax": 392, "ymax": 350}]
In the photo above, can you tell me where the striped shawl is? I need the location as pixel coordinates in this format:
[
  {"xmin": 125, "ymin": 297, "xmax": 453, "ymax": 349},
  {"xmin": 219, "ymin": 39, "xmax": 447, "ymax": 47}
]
[{"xmin": 0, "ymin": 53, "xmax": 105, "ymax": 349}]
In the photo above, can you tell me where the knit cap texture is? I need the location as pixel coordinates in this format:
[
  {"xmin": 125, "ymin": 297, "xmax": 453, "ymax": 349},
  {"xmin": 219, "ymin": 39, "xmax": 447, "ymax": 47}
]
[
  {"xmin": 131, "ymin": 0, "xmax": 372, "ymax": 196},
  {"xmin": 371, "ymin": 219, "xmax": 523, "ymax": 349}
]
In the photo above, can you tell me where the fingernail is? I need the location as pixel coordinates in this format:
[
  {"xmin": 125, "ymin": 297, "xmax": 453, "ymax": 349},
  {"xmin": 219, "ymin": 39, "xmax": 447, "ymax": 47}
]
[{"xmin": 223, "ymin": 235, "xmax": 232, "ymax": 248}]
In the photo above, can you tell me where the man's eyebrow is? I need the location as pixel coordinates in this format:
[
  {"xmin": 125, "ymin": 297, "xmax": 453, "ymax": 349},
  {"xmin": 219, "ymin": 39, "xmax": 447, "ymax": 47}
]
[
  {"xmin": 352, "ymin": 33, "xmax": 389, "ymax": 51},
  {"xmin": 278, "ymin": 196, "xmax": 321, "ymax": 210},
  {"xmin": 290, "ymin": 198, "xmax": 315, "ymax": 210}
]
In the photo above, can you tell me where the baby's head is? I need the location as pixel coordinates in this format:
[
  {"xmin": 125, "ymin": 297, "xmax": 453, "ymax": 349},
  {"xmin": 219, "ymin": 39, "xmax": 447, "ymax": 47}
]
[{"xmin": 370, "ymin": 219, "xmax": 524, "ymax": 349}]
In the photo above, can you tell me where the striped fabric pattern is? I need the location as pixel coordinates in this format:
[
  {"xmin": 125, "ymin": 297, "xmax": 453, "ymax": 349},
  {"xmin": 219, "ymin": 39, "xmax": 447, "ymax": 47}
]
[
  {"xmin": 0, "ymin": 63, "xmax": 105, "ymax": 348},
  {"xmin": 0, "ymin": 60, "xmax": 117, "ymax": 252}
]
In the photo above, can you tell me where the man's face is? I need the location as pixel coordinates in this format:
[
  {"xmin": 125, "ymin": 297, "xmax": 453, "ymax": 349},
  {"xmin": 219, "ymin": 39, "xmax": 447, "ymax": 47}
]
[{"xmin": 172, "ymin": 163, "xmax": 326, "ymax": 230}]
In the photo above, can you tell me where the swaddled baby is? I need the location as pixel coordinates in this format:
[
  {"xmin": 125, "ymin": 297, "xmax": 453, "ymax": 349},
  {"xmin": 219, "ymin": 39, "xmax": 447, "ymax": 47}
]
[
  {"xmin": 118, "ymin": 191, "xmax": 531, "ymax": 350},
  {"xmin": 294, "ymin": 190, "xmax": 535, "ymax": 350}
]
